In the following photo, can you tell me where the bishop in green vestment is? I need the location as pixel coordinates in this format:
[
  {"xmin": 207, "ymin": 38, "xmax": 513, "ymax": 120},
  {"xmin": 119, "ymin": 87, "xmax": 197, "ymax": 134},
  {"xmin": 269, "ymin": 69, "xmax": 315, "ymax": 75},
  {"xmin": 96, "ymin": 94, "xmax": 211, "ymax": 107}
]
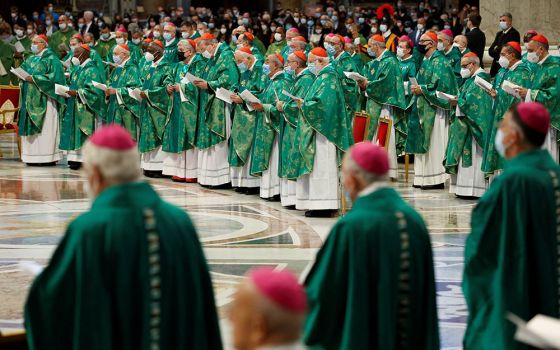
[
  {"xmin": 409, "ymin": 32, "xmax": 458, "ymax": 188},
  {"xmin": 359, "ymin": 36, "xmax": 406, "ymax": 179},
  {"xmin": 464, "ymin": 103, "xmax": 560, "ymax": 350},
  {"xmin": 445, "ymin": 54, "xmax": 492, "ymax": 198},
  {"xmin": 265, "ymin": 36, "xmax": 286, "ymax": 56},
  {"xmin": 438, "ymin": 30, "xmax": 462, "ymax": 86},
  {"xmin": 194, "ymin": 35, "xmax": 240, "ymax": 186},
  {"xmin": 161, "ymin": 40, "xmax": 206, "ymax": 180},
  {"xmin": 48, "ymin": 16, "xmax": 76, "ymax": 58},
  {"xmin": 249, "ymin": 54, "xmax": 292, "ymax": 200},
  {"xmin": 228, "ymin": 48, "xmax": 268, "ymax": 190},
  {"xmin": 396, "ymin": 37, "xmax": 417, "ymax": 156},
  {"xmin": 162, "ymin": 24, "xmax": 180, "ymax": 64},
  {"xmin": 105, "ymin": 44, "xmax": 141, "ymax": 139},
  {"xmin": 294, "ymin": 48, "xmax": 352, "ymax": 215},
  {"xmin": 108, "ymin": 28, "xmax": 143, "ymax": 66},
  {"xmin": 25, "ymin": 124, "xmax": 222, "ymax": 350},
  {"xmin": 18, "ymin": 35, "xmax": 65, "ymax": 164},
  {"xmin": 59, "ymin": 45, "xmax": 105, "ymax": 165},
  {"xmin": 10, "ymin": 24, "xmax": 31, "ymax": 85},
  {"xmin": 0, "ymin": 36, "xmax": 14, "ymax": 85},
  {"xmin": 137, "ymin": 41, "xmax": 174, "ymax": 175},
  {"xmin": 517, "ymin": 35, "xmax": 560, "ymax": 162},
  {"xmin": 95, "ymin": 27, "xmax": 116, "ymax": 62},
  {"xmin": 304, "ymin": 142, "xmax": 439, "ymax": 349},
  {"xmin": 482, "ymin": 44, "xmax": 532, "ymax": 174}
]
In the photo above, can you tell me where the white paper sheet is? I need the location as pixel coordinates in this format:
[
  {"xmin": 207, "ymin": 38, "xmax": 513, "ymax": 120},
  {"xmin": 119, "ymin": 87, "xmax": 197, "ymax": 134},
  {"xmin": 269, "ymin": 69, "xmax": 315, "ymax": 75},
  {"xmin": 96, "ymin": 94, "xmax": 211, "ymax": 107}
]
[
  {"xmin": 344, "ymin": 71, "xmax": 367, "ymax": 81},
  {"xmin": 409, "ymin": 77, "xmax": 418, "ymax": 86},
  {"xmin": 54, "ymin": 84, "xmax": 70, "ymax": 98},
  {"xmin": 10, "ymin": 67, "xmax": 30, "ymax": 80},
  {"xmin": 215, "ymin": 87, "xmax": 235, "ymax": 104},
  {"xmin": 14, "ymin": 41, "xmax": 25, "ymax": 53},
  {"xmin": 128, "ymin": 88, "xmax": 142, "ymax": 102},
  {"xmin": 281, "ymin": 89, "xmax": 302, "ymax": 102},
  {"xmin": 240, "ymin": 89, "xmax": 261, "ymax": 104},
  {"xmin": 179, "ymin": 86, "xmax": 188, "ymax": 102},
  {"xmin": 436, "ymin": 90, "xmax": 457, "ymax": 101},
  {"xmin": 61, "ymin": 59, "xmax": 71, "ymax": 69},
  {"xmin": 103, "ymin": 60, "xmax": 118, "ymax": 68},
  {"xmin": 474, "ymin": 75, "xmax": 493, "ymax": 91},
  {"xmin": 0, "ymin": 61, "xmax": 7, "ymax": 76},
  {"xmin": 184, "ymin": 72, "xmax": 206, "ymax": 84},
  {"xmin": 502, "ymin": 80, "xmax": 521, "ymax": 99},
  {"xmin": 92, "ymin": 80, "xmax": 108, "ymax": 91},
  {"xmin": 508, "ymin": 313, "xmax": 560, "ymax": 349}
]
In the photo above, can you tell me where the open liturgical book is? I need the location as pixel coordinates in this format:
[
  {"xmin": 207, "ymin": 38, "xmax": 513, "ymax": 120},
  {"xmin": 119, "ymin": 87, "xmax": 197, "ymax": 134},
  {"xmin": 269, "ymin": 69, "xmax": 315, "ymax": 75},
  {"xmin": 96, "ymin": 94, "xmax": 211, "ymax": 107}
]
[
  {"xmin": 10, "ymin": 67, "xmax": 30, "ymax": 80},
  {"xmin": 508, "ymin": 313, "xmax": 560, "ymax": 349}
]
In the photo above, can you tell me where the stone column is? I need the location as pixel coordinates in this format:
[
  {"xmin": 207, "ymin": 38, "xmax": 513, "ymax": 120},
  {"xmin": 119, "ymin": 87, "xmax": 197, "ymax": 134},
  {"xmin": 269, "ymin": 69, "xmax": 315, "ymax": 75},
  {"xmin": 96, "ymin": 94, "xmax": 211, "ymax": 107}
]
[{"xmin": 480, "ymin": 0, "xmax": 560, "ymax": 42}]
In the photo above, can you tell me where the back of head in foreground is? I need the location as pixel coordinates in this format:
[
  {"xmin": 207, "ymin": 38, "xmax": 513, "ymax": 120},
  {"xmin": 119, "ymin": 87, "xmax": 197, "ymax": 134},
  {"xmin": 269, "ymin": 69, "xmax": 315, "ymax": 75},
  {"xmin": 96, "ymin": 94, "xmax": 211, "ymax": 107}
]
[
  {"xmin": 25, "ymin": 124, "xmax": 223, "ymax": 350},
  {"xmin": 303, "ymin": 142, "xmax": 439, "ymax": 350}
]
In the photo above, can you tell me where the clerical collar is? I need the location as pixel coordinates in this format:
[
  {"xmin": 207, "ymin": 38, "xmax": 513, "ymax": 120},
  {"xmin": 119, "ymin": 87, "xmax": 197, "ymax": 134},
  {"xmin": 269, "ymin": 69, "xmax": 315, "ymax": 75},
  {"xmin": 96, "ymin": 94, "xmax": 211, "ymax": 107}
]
[
  {"xmin": 509, "ymin": 60, "xmax": 522, "ymax": 71},
  {"xmin": 538, "ymin": 54, "xmax": 550, "ymax": 65},
  {"xmin": 382, "ymin": 30, "xmax": 392, "ymax": 38},
  {"xmin": 121, "ymin": 57, "xmax": 130, "ymax": 67},
  {"xmin": 400, "ymin": 55, "xmax": 412, "ymax": 62},
  {"xmin": 36, "ymin": 48, "xmax": 46, "ymax": 57},
  {"xmin": 358, "ymin": 181, "xmax": 390, "ymax": 198},
  {"xmin": 335, "ymin": 51, "xmax": 344, "ymax": 60},
  {"xmin": 297, "ymin": 67, "xmax": 308, "ymax": 76},
  {"xmin": 425, "ymin": 50, "xmax": 435, "ymax": 59},
  {"xmin": 248, "ymin": 59, "xmax": 256, "ymax": 71},
  {"xmin": 502, "ymin": 27, "xmax": 511, "ymax": 34},
  {"xmin": 187, "ymin": 55, "xmax": 196, "ymax": 65},
  {"xmin": 151, "ymin": 56, "xmax": 163, "ymax": 67},
  {"xmin": 80, "ymin": 58, "xmax": 91, "ymax": 67},
  {"xmin": 375, "ymin": 49, "xmax": 387, "ymax": 61},
  {"xmin": 165, "ymin": 38, "xmax": 176, "ymax": 46},
  {"xmin": 270, "ymin": 70, "xmax": 282, "ymax": 80},
  {"xmin": 444, "ymin": 46, "xmax": 454, "ymax": 55},
  {"xmin": 473, "ymin": 67, "xmax": 485, "ymax": 76}
]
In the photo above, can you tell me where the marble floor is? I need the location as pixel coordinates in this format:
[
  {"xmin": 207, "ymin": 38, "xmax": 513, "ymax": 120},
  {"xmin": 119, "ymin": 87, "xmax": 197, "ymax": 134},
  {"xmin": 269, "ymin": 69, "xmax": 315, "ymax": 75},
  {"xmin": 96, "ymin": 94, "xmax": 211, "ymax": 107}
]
[{"xmin": 0, "ymin": 145, "xmax": 473, "ymax": 349}]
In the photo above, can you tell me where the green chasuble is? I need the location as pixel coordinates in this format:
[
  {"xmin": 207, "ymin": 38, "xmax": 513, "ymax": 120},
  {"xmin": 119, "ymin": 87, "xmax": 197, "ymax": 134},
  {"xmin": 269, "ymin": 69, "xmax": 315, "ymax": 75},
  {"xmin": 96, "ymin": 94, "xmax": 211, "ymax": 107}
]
[
  {"xmin": 0, "ymin": 40, "xmax": 15, "ymax": 85},
  {"xmin": 10, "ymin": 35, "xmax": 32, "ymax": 84},
  {"xmin": 48, "ymin": 28, "xmax": 76, "ymax": 58},
  {"xmin": 253, "ymin": 37, "xmax": 267, "ymax": 55},
  {"xmin": 251, "ymin": 46, "xmax": 265, "ymax": 64},
  {"xmin": 106, "ymin": 58, "xmax": 141, "ymax": 139},
  {"xmin": 296, "ymin": 65, "xmax": 352, "ymax": 176},
  {"xmin": 163, "ymin": 38, "xmax": 179, "ymax": 64},
  {"xmin": 162, "ymin": 54, "xmax": 206, "ymax": 153},
  {"xmin": 407, "ymin": 50, "xmax": 458, "ymax": 154},
  {"xmin": 443, "ymin": 46, "xmax": 462, "ymax": 86},
  {"xmin": 95, "ymin": 37, "xmax": 117, "ymax": 61},
  {"xmin": 281, "ymin": 69, "xmax": 315, "ymax": 179},
  {"xmin": 138, "ymin": 58, "xmax": 174, "ymax": 153},
  {"xmin": 59, "ymin": 59, "xmax": 105, "ymax": 152},
  {"xmin": 362, "ymin": 50, "xmax": 406, "ymax": 139},
  {"xmin": 396, "ymin": 56, "xmax": 417, "ymax": 155},
  {"xmin": 228, "ymin": 60, "xmax": 268, "ymax": 167},
  {"xmin": 196, "ymin": 43, "xmax": 239, "ymax": 150},
  {"xmin": 25, "ymin": 182, "xmax": 222, "ymax": 350},
  {"xmin": 249, "ymin": 71, "xmax": 292, "ymax": 176},
  {"xmin": 333, "ymin": 50, "xmax": 361, "ymax": 119},
  {"xmin": 350, "ymin": 52, "xmax": 364, "ymax": 72},
  {"xmin": 304, "ymin": 187, "xmax": 439, "ymax": 350},
  {"xmin": 17, "ymin": 48, "xmax": 65, "ymax": 136},
  {"xmin": 444, "ymin": 70, "xmax": 493, "ymax": 175},
  {"xmin": 265, "ymin": 40, "xmax": 286, "ymax": 56},
  {"xmin": 529, "ymin": 55, "xmax": 560, "ymax": 136},
  {"xmin": 463, "ymin": 149, "xmax": 560, "ymax": 350},
  {"xmin": 521, "ymin": 52, "xmax": 539, "ymax": 78},
  {"xmin": 481, "ymin": 62, "xmax": 532, "ymax": 173}
]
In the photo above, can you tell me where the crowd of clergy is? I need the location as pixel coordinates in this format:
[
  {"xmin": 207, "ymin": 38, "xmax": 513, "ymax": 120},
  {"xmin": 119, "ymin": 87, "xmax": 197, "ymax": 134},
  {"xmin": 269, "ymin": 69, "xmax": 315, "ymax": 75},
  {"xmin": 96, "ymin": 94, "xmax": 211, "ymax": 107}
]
[{"xmin": 2, "ymin": 2, "xmax": 560, "ymax": 349}]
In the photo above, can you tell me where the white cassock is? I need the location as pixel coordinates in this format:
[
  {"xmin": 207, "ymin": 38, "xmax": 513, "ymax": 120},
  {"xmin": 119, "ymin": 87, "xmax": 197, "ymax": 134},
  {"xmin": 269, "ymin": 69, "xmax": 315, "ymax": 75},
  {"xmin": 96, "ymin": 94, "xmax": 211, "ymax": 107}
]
[
  {"xmin": 373, "ymin": 105, "xmax": 398, "ymax": 179},
  {"xmin": 296, "ymin": 133, "xmax": 339, "ymax": 210},
  {"xmin": 542, "ymin": 128, "xmax": 558, "ymax": 162},
  {"xmin": 162, "ymin": 149, "xmax": 198, "ymax": 179},
  {"xmin": 413, "ymin": 108, "xmax": 449, "ymax": 187},
  {"xmin": 260, "ymin": 135, "xmax": 280, "ymax": 199},
  {"xmin": 141, "ymin": 146, "xmax": 165, "ymax": 171},
  {"xmin": 21, "ymin": 97, "xmax": 63, "ymax": 163},
  {"xmin": 280, "ymin": 178, "xmax": 296, "ymax": 206},
  {"xmin": 197, "ymin": 105, "xmax": 232, "ymax": 186},
  {"xmin": 230, "ymin": 153, "xmax": 260, "ymax": 188}
]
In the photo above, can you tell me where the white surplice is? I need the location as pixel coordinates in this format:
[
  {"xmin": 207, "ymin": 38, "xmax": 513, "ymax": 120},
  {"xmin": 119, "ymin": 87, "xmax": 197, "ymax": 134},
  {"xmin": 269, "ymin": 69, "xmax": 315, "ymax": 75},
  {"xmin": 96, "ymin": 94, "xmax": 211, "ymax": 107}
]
[
  {"xmin": 230, "ymin": 153, "xmax": 260, "ymax": 188},
  {"xmin": 449, "ymin": 138, "xmax": 488, "ymax": 197},
  {"xmin": 373, "ymin": 105, "xmax": 398, "ymax": 179},
  {"xmin": 197, "ymin": 105, "xmax": 232, "ymax": 186},
  {"xmin": 260, "ymin": 135, "xmax": 280, "ymax": 198},
  {"xmin": 162, "ymin": 149, "xmax": 198, "ymax": 178},
  {"xmin": 413, "ymin": 108, "xmax": 449, "ymax": 187},
  {"xmin": 141, "ymin": 146, "xmax": 165, "ymax": 171},
  {"xmin": 21, "ymin": 98, "xmax": 63, "ymax": 163}
]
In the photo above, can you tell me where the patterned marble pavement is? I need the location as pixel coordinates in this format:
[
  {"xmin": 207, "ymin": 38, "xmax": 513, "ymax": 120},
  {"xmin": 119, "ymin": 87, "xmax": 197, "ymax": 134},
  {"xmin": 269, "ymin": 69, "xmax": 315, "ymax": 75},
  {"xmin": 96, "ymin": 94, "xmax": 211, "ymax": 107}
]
[{"xmin": 0, "ymin": 159, "xmax": 473, "ymax": 349}]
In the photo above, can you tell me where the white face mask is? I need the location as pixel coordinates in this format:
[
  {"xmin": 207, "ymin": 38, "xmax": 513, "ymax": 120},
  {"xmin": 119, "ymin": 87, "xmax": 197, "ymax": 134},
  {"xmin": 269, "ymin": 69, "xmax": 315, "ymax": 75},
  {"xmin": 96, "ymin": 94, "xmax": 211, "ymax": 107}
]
[
  {"xmin": 116, "ymin": 37, "xmax": 125, "ymax": 44},
  {"xmin": 132, "ymin": 38, "xmax": 141, "ymax": 44},
  {"xmin": 274, "ymin": 33, "xmax": 283, "ymax": 42},
  {"xmin": 379, "ymin": 24, "xmax": 388, "ymax": 33},
  {"xmin": 499, "ymin": 21, "xmax": 508, "ymax": 30},
  {"xmin": 396, "ymin": 47, "xmax": 405, "ymax": 58},
  {"xmin": 527, "ymin": 51, "xmax": 540, "ymax": 63},
  {"xmin": 153, "ymin": 31, "xmax": 161, "ymax": 38},
  {"xmin": 15, "ymin": 29, "xmax": 24, "ymax": 37},
  {"xmin": 220, "ymin": 28, "xmax": 227, "ymax": 34},
  {"xmin": 27, "ymin": 28, "xmax": 33, "ymax": 35},
  {"xmin": 353, "ymin": 37, "xmax": 360, "ymax": 45},
  {"xmin": 417, "ymin": 24, "xmax": 424, "ymax": 30},
  {"xmin": 144, "ymin": 52, "xmax": 155, "ymax": 62},
  {"xmin": 437, "ymin": 42, "xmax": 445, "ymax": 51},
  {"xmin": 460, "ymin": 67, "xmax": 472, "ymax": 78},
  {"xmin": 71, "ymin": 56, "xmax": 81, "ymax": 66},
  {"xmin": 494, "ymin": 128, "xmax": 508, "ymax": 157},
  {"xmin": 59, "ymin": 23, "xmax": 67, "ymax": 30},
  {"xmin": 498, "ymin": 55, "xmax": 510, "ymax": 68}
]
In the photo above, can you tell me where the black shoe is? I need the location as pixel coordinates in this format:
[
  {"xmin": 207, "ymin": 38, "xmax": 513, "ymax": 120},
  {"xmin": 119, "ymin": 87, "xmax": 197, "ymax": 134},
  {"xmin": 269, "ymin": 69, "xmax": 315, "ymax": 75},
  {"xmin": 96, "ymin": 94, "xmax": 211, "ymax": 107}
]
[
  {"xmin": 26, "ymin": 161, "xmax": 57, "ymax": 167},
  {"xmin": 412, "ymin": 184, "xmax": 422, "ymax": 188},
  {"xmin": 245, "ymin": 187, "xmax": 260, "ymax": 195},
  {"xmin": 421, "ymin": 183, "xmax": 445, "ymax": 190},
  {"xmin": 455, "ymin": 194, "xmax": 479, "ymax": 200},
  {"xmin": 143, "ymin": 170, "xmax": 163, "ymax": 178},
  {"xmin": 283, "ymin": 205, "xmax": 296, "ymax": 210},
  {"xmin": 234, "ymin": 187, "xmax": 247, "ymax": 193},
  {"xmin": 264, "ymin": 194, "xmax": 281, "ymax": 202},
  {"xmin": 304, "ymin": 209, "xmax": 338, "ymax": 218},
  {"xmin": 211, "ymin": 182, "xmax": 232, "ymax": 190},
  {"xmin": 68, "ymin": 161, "xmax": 82, "ymax": 170}
]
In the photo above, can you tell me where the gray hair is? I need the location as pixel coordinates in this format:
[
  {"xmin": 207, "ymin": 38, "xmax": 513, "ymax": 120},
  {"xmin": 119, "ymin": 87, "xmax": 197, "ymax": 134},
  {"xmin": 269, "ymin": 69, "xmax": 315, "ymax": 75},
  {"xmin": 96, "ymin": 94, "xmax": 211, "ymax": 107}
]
[
  {"xmin": 82, "ymin": 140, "xmax": 142, "ymax": 185},
  {"xmin": 84, "ymin": 11, "xmax": 94, "ymax": 19},
  {"xmin": 344, "ymin": 153, "xmax": 388, "ymax": 185},
  {"xmin": 501, "ymin": 12, "xmax": 512, "ymax": 20},
  {"xmin": 464, "ymin": 55, "xmax": 480, "ymax": 66}
]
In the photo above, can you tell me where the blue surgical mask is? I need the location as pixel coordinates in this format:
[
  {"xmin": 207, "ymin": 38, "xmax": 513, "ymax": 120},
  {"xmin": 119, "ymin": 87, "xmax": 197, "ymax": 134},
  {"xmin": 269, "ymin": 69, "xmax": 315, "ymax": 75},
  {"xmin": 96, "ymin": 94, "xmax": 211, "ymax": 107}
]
[
  {"xmin": 320, "ymin": 19, "xmax": 327, "ymax": 26},
  {"xmin": 163, "ymin": 32, "xmax": 172, "ymax": 41},
  {"xmin": 113, "ymin": 55, "xmax": 122, "ymax": 64},
  {"xmin": 325, "ymin": 43, "xmax": 336, "ymax": 56},
  {"xmin": 262, "ymin": 63, "xmax": 271, "ymax": 75},
  {"xmin": 367, "ymin": 48, "xmax": 375, "ymax": 57},
  {"xmin": 31, "ymin": 44, "xmax": 39, "ymax": 54},
  {"xmin": 308, "ymin": 62, "xmax": 318, "ymax": 75},
  {"xmin": 237, "ymin": 62, "xmax": 248, "ymax": 73},
  {"xmin": 358, "ymin": 17, "xmax": 365, "ymax": 24},
  {"xmin": 495, "ymin": 129, "xmax": 508, "ymax": 157},
  {"xmin": 307, "ymin": 20, "xmax": 314, "ymax": 27},
  {"xmin": 231, "ymin": 34, "xmax": 237, "ymax": 43},
  {"xmin": 284, "ymin": 65, "xmax": 294, "ymax": 76},
  {"xmin": 331, "ymin": 15, "xmax": 338, "ymax": 22},
  {"xmin": 242, "ymin": 18, "xmax": 249, "ymax": 25}
]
